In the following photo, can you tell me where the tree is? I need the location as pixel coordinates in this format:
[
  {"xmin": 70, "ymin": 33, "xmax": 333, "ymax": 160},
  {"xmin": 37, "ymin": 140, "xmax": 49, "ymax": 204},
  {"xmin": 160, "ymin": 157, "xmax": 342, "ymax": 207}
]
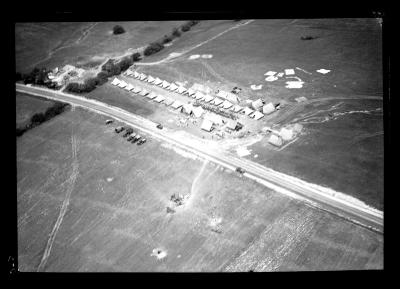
[
  {"xmin": 172, "ymin": 27, "xmax": 181, "ymax": 37},
  {"xmin": 31, "ymin": 113, "xmax": 46, "ymax": 124},
  {"xmin": 143, "ymin": 42, "xmax": 164, "ymax": 56},
  {"xmin": 113, "ymin": 25, "xmax": 125, "ymax": 35},
  {"xmin": 161, "ymin": 35, "xmax": 173, "ymax": 44},
  {"xmin": 118, "ymin": 56, "xmax": 133, "ymax": 72},
  {"xmin": 131, "ymin": 52, "xmax": 141, "ymax": 62}
]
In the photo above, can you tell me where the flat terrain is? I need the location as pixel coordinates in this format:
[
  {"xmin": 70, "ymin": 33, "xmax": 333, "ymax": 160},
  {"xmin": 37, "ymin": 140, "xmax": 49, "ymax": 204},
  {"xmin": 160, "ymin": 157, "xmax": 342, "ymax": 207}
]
[
  {"xmin": 15, "ymin": 21, "xmax": 185, "ymax": 73},
  {"xmin": 16, "ymin": 92, "xmax": 56, "ymax": 128},
  {"xmin": 17, "ymin": 105, "xmax": 383, "ymax": 271}
]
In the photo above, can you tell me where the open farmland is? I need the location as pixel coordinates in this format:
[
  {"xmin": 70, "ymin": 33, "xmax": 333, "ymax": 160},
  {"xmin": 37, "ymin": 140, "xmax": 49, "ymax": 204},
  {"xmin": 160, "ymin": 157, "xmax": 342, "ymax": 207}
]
[
  {"xmin": 17, "ymin": 106, "xmax": 383, "ymax": 271},
  {"xmin": 16, "ymin": 92, "xmax": 56, "ymax": 128},
  {"xmin": 15, "ymin": 21, "xmax": 185, "ymax": 73}
]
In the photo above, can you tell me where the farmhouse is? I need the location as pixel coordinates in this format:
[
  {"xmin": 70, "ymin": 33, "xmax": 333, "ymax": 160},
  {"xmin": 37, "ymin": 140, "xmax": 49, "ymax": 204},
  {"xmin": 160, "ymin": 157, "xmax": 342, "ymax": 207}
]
[
  {"xmin": 280, "ymin": 127, "xmax": 294, "ymax": 141},
  {"xmin": 252, "ymin": 99, "xmax": 264, "ymax": 110},
  {"xmin": 263, "ymin": 103, "xmax": 275, "ymax": 114},
  {"xmin": 201, "ymin": 119, "xmax": 214, "ymax": 132},
  {"xmin": 268, "ymin": 134, "xmax": 283, "ymax": 147}
]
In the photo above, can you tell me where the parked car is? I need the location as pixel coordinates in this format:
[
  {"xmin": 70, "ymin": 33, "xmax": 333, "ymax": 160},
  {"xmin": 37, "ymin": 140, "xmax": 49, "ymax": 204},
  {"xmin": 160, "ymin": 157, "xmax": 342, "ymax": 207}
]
[
  {"xmin": 156, "ymin": 123, "xmax": 163, "ymax": 129},
  {"xmin": 105, "ymin": 119, "xmax": 114, "ymax": 124},
  {"xmin": 115, "ymin": 126, "xmax": 125, "ymax": 133},
  {"xmin": 236, "ymin": 167, "xmax": 245, "ymax": 175},
  {"xmin": 137, "ymin": 138, "xmax": 147, "ymax": 145},
  {"xmin": 127, "ymin": 133, "xmax": 137, "ymax": 141},
  {"xmin": 132, "ymin": 135, "xmax": 141, "ymax": 143}
]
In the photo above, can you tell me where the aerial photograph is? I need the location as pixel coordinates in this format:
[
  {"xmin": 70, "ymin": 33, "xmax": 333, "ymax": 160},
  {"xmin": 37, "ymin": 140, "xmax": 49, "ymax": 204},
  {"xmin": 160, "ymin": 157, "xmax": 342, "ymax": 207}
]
[{"xmin": 15, "ymin": 16, "xmax": 384, "ymax": 272}]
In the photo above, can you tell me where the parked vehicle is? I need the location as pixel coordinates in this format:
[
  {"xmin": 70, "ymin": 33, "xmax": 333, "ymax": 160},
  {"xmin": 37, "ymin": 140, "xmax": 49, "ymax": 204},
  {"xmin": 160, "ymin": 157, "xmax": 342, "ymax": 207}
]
[
  {"xmin": 156, "ymin": 123, "xmax": 163, "ymax": 129},
  {"xmin": 236, "ymin": 167, "xmax": 245, "ymax": 174},
  {"xmin": 132, "ymin": 135, "xmax": 141, "ymax": 143},
  {"xmin": 127, "ymin": 133, "xmax": 137, "ymax": 141},
  {"xmin": 137, "ymin": 138, "xmax": 147, "ymax": 145},
  {"xmin": 115, "ymin": 126, "xmax": 125, "ymax": 133},
  {"xmin": 105, "ymin": 119, "xmax": 114, "ymax": 124}
]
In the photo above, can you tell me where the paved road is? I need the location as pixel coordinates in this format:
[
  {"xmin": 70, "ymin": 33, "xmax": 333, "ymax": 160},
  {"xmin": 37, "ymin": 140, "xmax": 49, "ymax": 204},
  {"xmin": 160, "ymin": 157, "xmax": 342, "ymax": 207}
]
[{"xmin": 16, "ymin": 84, "xmax": 384, "ymax": 233}]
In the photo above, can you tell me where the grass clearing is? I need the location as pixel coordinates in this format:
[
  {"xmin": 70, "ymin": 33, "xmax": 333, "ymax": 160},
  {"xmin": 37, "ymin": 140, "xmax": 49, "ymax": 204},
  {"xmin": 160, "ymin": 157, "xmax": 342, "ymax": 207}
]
[
  {"xmin": 16, "ymin": 92, "xmax": 57, "ymax": 127},
  {"xmin": 17, "ymin": 107, "xmax": 382, "ymax": 271}
]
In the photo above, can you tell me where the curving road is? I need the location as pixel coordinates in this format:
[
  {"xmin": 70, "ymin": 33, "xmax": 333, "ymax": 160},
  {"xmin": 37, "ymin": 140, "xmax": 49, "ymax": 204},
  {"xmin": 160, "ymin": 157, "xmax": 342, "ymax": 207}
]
[{"xmin": 16, "ymin": 83, "xmax": 383, "ymax": 233}]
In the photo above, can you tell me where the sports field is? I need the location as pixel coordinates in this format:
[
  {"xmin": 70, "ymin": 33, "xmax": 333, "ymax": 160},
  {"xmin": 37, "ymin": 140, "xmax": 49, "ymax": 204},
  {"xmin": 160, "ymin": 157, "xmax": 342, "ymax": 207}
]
[{"xmin": 17, "ymin": 105, "xmax": 383, "ymax": 271}]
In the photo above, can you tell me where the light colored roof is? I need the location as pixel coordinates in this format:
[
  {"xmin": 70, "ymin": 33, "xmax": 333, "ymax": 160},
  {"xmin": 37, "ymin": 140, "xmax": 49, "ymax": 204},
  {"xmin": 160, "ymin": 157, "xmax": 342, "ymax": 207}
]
[
  {"xmin": 168, "ymin": 83, "xmax": 179, "ymax": 91},
  {"xmin": 133, "ymin": 71, "xmax": 140, "ymax": 78},
  {"xmin": 147, "ymin": 75, "xmax": 155, "ymax": 83},
  {"xmin": 163, "ymin": 98, "xmax": 174, "ymax": 106},
  {"xmin": 171, "ymin": 101, "xmax": 183, "ymax": 109},
  {"xmin": 263, "ymin": 103, "xmax": 275, "ymax": 114},
  {"xmin": 232, "ymin": 105, "xmax": 243, "ymax": 112},
  {"xmin": 242, "ymin": 107, "xmax": 254, "ymax": 115},
  {"xmin": 252, "ymin": 99, "xmax": 264, "ymax": 110},
  {"xmin": 268, "ymin": 134, "xmax": 283, "ymax": 147},
  {"xmin": 203, "ymin": 94, "xmax": 214, "ymax": 102},
  {"xmin": 212, "ymin": 98, "xmax": 223, "ymax": 105},
  {"xmin": 251, "ymin": 111, "xmax": 264, "ymax": 120},
  {"xmin": 111, "ymin": 78, "xmax": 120, "ymax": 85},
  {"xmin": 139, "ymin": 89, "xmax": 149, "ymax": 96},
  {"xmin": 161, "ymin": 80, "xmax": 170, "ymax": 88},
  {"xmin": 132, "ymin": 86, "xmax": 142, "ymax": 93},
  {"xmin": 222, "ymin": 100, "xmax": 233, "ymax": 109},
  {"xmin": 192, "ymin": 106, "xmax": 205, "ymax": 118},
  {"xmin": 125, "ymin": 84, "xmax": 134, "ymax": 91},
  {"xmin": 126, "ymin": 70, "xmax": 133, "ymax": 76},
  {"xmin": 280, "ymin": 127, "xmax": 294, "ymax": 141},
  {"xmin": 118, "ymin": 80, "xmax": 127, "ymax": 88},
  {"xmin": 201, "ymin": 119, "xmax": 213, "ymax": 132},
  {"xmin": 176, "ymin": 86, "xmax": 187, "ymax": 94},
  {"xmin": 147, "ymin": 92, "xmax": 157, "ymax": 99},
  {"xmin": 204, "ymin": 113, "xmax": 223, "ymax": 125},
  {"xmin": 154, "ymin": 77, "xmax": 163, "ymax": 85},
  {"xmin": 154, "ymin": 95, "xmax": 166, "ymax": 102},
  {"xmin": 195, "ymin": 91, "xmax": 205, "ymax": 100}
]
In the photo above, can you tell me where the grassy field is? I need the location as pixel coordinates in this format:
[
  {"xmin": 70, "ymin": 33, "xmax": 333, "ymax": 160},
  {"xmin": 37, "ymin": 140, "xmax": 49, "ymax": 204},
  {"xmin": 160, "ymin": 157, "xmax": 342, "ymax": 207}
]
[
  {"xmin": 16, "ymin": 92, "xmax": 56, "ymax": 127},
  {"xmin": 17, "ymin": 106, "xmax": 383, "ymax": 271},
  {"xmin": 15, "ymin": 21, "xmax": 185, "ymax": 73}
]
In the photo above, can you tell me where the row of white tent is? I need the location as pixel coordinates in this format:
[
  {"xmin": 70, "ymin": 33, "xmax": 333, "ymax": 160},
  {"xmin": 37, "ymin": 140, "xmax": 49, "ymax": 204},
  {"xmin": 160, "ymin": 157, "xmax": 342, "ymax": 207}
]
[{"xmin": 124, "ymin": 70, "xmax": 265, "ymax": 120}]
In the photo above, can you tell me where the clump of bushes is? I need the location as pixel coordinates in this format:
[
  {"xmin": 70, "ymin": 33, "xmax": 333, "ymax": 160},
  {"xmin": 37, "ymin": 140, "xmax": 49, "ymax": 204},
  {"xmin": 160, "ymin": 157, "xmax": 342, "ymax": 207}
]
[
  {"xmin": 181, "ymin": 20, "xmax": 199, "ymax": 32},
  {"xmin": 17, "ymin": 102, "xmax": 69, "ymax": 137},
  {"xmin": 143, "ymin": 42, "xmax": 165, "ymax": 56},
  {"xmin": 172, "ymin": 28, "xmax": 181, "ymax": 37},
  {"xmin": 161, "ymin": 35, "xmax": 173, "ymax": 44},
  {"xmin": 113, "ymin": 25, "xmax": 125, "ymax": 35}
]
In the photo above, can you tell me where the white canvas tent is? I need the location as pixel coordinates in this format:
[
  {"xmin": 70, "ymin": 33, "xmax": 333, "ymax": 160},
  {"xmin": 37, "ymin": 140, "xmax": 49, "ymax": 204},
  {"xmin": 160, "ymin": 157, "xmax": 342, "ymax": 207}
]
[
  {"xmin": 171, "ymin": 101, "xmax": 183, "ymax": 109},
  {"xmin": 168, "ymin": 83, "xmax": 179, "ymax": 91},
  {"xmin": 125, "ymin": 84, "xmax": 134, "ymax": 91},
  {"xmin": 232, "ymin": 105, "xmax": 243, "ymax": 113},
  {"xmin": 268, "ymin": 134, "xmax": 283, "ymax": 147},
  {"xmin": 126, "ymin": 70, "xmax": 133, "ymax": 76},
  {"xmin": 203, "ymin": 94, "xmax": 214, "ymax": 103},
  {"xmin": 163, "ymin": 98, "xmax": 174, "ymax": 106},
  {"xmin": 154, "ymin": 77, "xmax": 163, "ymax": 85},
  {"xmin": 154, "ymin": 95, "xmax": 166, "ymax": 103},
  {"xmin": 205, "ymin": 113, "xmax": 224, "ymax": 125},
  {"xmin": 111, "ymin": 78, "xmax": 120, "ymax": 85},
  {"xmin": 194, "ymin": 91, "xmax": 205, "ymax": 100},
  {"xmin": 146, "ymin": 75, "xmax": 155, "ymax": 83},
  {"xmin": 147, "ymin": 92, "xmax": 157, "ymax": 99},
  {"xmin": 132, "ymin": 86, "xmax": 142, "ymax": 94},
  {"xmin": 216, "ymin": 90, "xmax": 239, "ymax": 103},
  {"xmin": 192, "ymin": 106, "xmax": 205, "ymax": 118},
  {"xmin": 118, "ymin": 80, "xmax": 127, "ymax": 88},
  {"xmin": 133, "ymin": 71, "xmax": 140, "ymax": 78},
  {"xmin": 181, "ymin": 103, "xmax": 194, "ymax": 115},
  {"xmin": 139, "ymin": 89, "xmax": 149, "ymax": 96},
  {"xmin": 212, "ymin": 98, "xmax": 223, "ymax": 106},
  {"xmin": 222, "ymin": 100, "xmax": 233, "ymax": 109},
  {"xmin": 161, "ymin": 80, "xmax": 170, "ymax": 89},
  {"xmin": 176, "ymin": 86, "xmax": 187, "ymax": 94},
  {"xmin": 185, "ymin": 88, "xmax": 196, "ymax": 96},
  {"xmin": 242, "ymin": 107, "xmax": 254, "ymax": 116},
  {"xmin": 251, "ymin": 111, "xmax": 264, "ymax": 120},
  {"xmin": 139, "ymin": 73, "xmax": 147, "ymax": 81},
  {"xmin": 201, "ymin": 119, "xmax": 213, "ymax": 132},
  {"xmin": 263, "ymin": 103, "xmax": 275, "ymax": 114},
  {"xmin": 252, "ymin": 99, "xmax": 264, "ymax": 110}
]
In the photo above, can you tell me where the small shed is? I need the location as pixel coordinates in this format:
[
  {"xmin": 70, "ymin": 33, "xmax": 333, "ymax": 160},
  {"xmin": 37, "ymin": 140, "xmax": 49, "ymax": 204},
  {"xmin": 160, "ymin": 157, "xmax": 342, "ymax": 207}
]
[{"xmin": 268, "ymin": 134, "xmax": 283, "ymax": 147}]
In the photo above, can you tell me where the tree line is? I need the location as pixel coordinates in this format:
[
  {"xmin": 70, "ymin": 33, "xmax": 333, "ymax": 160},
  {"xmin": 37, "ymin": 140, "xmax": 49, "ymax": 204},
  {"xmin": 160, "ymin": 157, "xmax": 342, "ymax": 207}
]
[{"xmin": 16, "ymin": 102, "xmax": 70, "ymax": 137}]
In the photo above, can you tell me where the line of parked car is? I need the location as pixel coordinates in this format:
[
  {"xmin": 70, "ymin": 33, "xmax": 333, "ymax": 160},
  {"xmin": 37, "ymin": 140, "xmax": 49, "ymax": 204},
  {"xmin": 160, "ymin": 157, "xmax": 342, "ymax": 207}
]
[{"xmin": 106, "ymin": 119, "xmax": 147, "ymax": 145}]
